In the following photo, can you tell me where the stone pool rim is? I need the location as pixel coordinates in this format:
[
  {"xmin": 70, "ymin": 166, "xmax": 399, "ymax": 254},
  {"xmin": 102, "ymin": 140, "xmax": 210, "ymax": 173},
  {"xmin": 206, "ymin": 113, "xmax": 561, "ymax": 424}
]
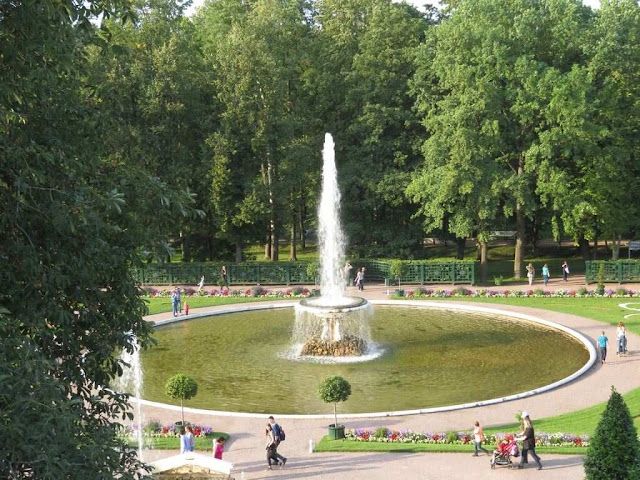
[{"xmin": 140, "ymin": 300, "xmax": 597, "ymax": 419}]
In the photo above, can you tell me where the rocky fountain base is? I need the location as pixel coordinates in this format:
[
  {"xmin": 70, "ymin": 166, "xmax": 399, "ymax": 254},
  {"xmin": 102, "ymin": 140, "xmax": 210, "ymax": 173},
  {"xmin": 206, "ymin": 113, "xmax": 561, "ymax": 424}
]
[
  {"xmin": 294, "ymin": 296, "xmax": 372, "ymax": 358},
  {"xmin": 300, "ymin": 335, "xmax": 366, "ymax": 356}
]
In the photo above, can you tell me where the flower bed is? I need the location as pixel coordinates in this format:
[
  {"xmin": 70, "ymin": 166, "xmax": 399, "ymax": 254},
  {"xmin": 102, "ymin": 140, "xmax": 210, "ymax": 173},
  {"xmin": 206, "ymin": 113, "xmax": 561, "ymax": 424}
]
[
  {"xmin": 346, "ymin": 428, "xmax": 589, "ymax": 447},
  {"xmin": 121, "ymin": 420, "xmax": 216, "ymax": 438},
  {"xmin": 142, "ymin": 287, "xmax": 313, "ymax": 299},
  {"xmin": 400, "ymin": 287, "xmax": 639, "ymax": 299}
]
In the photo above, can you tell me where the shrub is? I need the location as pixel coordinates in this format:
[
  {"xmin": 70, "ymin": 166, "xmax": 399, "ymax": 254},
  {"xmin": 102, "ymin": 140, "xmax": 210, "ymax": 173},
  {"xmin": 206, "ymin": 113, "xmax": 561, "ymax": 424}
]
[
  {"xmin": 446, "ymin": 431, "xmax": 458, "ymax": 444},
  {"xmin": 144, "ymin": 420, "xmax": 162, "ymax": 435},
  {"xmin": 250, "ymin": 286, "xmax": 264, "ymax": 297},
  {"xmin": 165, "ymin": 374, "xmax": 198, "ymax": 425},
  {"xmin": 578, "ymin": 287, "xmax": 589, "ymax": 296},
  {"xmin": 584, "ymin": 387, "xmax": 640, "ymax": 480},
  {"xmin": 616, "ymin": 288, "xmax": 628, "ymax": 296},
  {"xmin": 493, "ymin": 276, "xmax": 504, "ymax": 286},
  {"xmin": 389, "ymin": 260, "xmax": 406, "ymax": 286},
  {"xmin": 534, "ymin": 289, "xmax": 545, "ymax": 296},
  {"xmin": 292, "ymin": 287, "xmax": 303, "ymax": 295},
  {"xmin": 597, "ymin": 263, "xmax": 605, "ymax": 294},
  {"xmin": 374, "ymin": 428, "xmax": 389, "ymax": 439},
  {"xmin": 413, "ymin": 288, "xmax": 425, "ymax": 296}
]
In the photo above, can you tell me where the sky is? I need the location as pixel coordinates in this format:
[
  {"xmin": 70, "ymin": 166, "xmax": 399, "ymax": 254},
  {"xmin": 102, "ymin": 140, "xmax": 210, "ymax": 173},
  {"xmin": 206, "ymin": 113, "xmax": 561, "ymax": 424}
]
[{"xmin": 185, "ymin": 0, "xmax": 601, "ymax": 17}]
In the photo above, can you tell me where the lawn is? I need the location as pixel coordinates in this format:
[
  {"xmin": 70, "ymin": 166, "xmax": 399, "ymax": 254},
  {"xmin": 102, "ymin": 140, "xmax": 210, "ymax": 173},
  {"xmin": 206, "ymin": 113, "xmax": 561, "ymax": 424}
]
[
  {"xmin": 126, "ymin": 433, "xmax": 229, "ymax": 451},
  {"xmin": 143, "ymin": 296, "xmax": 292, "ymax": 315}
]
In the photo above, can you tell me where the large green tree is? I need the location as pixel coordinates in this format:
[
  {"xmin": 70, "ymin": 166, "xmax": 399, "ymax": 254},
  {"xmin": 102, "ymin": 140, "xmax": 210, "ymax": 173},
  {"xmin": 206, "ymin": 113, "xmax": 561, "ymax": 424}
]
[{"xmin": 0, "ymin": 0, "xmax": 197, "ymax": 477}]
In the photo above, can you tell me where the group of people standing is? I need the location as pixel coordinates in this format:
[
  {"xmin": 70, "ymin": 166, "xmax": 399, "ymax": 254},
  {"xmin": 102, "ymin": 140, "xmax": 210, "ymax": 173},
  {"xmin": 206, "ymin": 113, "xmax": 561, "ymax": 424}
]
[
  {"xmin": 171, "ymin": 287, "xmax": 186, "ymax": 317},
  {"xmin": 265, "ymin": 416, "xmax": 287, "ymax": 469},
  {"xmin": 525, "ymin": 261, "xmax": 570, "ymax": 286},
  {"xmin": 597, "ymin": 322, "xmax": 629, "ymax": 364},
  {"xmin": 344, "ymin": 262, "xmax": 366, "ymax": 291}
]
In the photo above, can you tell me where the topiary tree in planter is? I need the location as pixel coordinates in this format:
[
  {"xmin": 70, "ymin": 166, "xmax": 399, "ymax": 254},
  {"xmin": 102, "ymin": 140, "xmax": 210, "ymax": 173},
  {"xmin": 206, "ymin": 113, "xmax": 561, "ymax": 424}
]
[
  {"xmin": 165, "ymin": 373, "xmax": 198, "ymax": 426},
  {"xmin": 584, "ymin": 387, "xmax": 640, "ymax": 479},
  {"xmin": 306, "ymin": 261, "xmax": 319, "ymax": 286},
  {"xmin": 596, "ymin": 263, "xmax": 605, "ymax": 295},
  {"xmin": 389, "ymin": 260, "xmax": 407, "ymax": 290},
  {"xmin": 318, "ymin": 376, "xmax": 351, "ymax": 439}
]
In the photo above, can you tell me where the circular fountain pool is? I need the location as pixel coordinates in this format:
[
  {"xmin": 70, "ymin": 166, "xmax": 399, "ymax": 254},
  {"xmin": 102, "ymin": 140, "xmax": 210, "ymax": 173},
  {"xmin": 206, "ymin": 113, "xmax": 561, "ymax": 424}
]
[{"xmin": 140, "ymin": 305, "xmax": 590, "ymax": 415}]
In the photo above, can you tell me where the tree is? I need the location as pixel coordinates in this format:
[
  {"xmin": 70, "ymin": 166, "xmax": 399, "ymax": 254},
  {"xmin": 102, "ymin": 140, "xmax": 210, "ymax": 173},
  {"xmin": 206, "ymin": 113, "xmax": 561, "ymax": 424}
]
[
  {"xmin": 318, "ymin": 375, "xmax": 352, "ymax": 429},
  {"xmin": 165, "ymin": 374, "xmax": 199, "ymax": 425},
  {"xmin": 584, "ymin": 387, "xmax": 640, "ymax": 479},
  {"xmin": 389, "ymin": 260, "xmax": 406, "ymax": 287}
]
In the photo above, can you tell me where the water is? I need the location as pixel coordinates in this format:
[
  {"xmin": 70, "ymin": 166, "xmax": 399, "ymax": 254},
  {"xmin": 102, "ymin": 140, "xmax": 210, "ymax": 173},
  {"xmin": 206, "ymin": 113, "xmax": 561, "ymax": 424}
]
[
  {"xmin": 140, "ymin": 307, "xmax": 589, "ymax": 414},
  {"xmin": 318, "ymin": 133, "xmax": 347, "ymax": 301},
  {"xmin": 116, "ymin": 334, "xmax": 144, "ymax": 460}
]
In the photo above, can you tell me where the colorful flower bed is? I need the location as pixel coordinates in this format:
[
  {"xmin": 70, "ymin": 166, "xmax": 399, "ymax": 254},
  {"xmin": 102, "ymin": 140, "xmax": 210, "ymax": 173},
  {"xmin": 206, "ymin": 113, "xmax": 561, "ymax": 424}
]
[
  {"xmin": 121, "ymin": 421, "xmax": 216, "ymax": 438},
  {"xmin": 399, "ymin": 287, "xmax": 638, "ymax": 299},
  {"xmin": 142, "ymin": 286, "xmax": 313, "ymax": 299},
  {"xmin": 346, "ymin": 428, "xmax": 589, "ymax": 447}
]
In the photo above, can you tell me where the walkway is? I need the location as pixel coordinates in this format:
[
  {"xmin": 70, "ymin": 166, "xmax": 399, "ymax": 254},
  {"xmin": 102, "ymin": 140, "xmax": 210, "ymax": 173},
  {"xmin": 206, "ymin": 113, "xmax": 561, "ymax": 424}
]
[{"xmin": 138, "ymin": 283, "xmax": 640, "ymax": 479}]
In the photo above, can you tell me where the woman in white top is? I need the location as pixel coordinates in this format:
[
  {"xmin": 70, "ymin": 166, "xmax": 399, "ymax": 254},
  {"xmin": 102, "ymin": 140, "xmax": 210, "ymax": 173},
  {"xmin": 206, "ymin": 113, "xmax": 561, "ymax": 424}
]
[{"xmin": 617, "ymin": 322, "xmax": 627, "ymax": 355}]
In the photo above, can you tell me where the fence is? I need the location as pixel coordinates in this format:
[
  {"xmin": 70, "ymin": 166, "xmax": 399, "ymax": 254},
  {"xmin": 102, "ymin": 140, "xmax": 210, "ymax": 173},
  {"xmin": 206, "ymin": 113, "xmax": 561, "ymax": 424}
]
[
  {"xmin": 585, "ymin": 261, "xmax": 640, "ymax": 284},
  {"xmin": 134, "ymin": 261, "xmax": 475, "ymax": 286}
]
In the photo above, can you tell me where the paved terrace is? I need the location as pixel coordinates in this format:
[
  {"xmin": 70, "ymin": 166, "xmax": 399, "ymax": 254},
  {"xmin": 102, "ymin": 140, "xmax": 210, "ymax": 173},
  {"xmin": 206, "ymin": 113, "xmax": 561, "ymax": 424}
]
[{"xmin": 138, "ymin": 277, "xmax": 640, "ymax": 479}]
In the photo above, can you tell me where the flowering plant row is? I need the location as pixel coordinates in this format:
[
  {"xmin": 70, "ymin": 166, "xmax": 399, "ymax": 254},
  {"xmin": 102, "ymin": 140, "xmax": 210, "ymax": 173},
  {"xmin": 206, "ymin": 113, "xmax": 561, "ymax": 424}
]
[
  {"xmin": 346, "ymin": 429, "xmax": 590, "ymax": 447},
  {"xmin": 122, "ymin": 421, "xmax": 215, "ymax": 438},
  {"xmin": 142, "ymin": 287, "xmax": 313, "ymax": 299},
  {"xmin": 399, "ymin": 287, "xmax": 638, "ymax": 299}
]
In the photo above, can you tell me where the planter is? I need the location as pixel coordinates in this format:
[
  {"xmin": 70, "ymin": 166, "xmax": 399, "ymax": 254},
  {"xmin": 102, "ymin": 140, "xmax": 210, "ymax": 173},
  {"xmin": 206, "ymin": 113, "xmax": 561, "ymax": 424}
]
[
  {"xmin": 173, "ymin": 421, "xmax": 190, "ymax": 435},
  {"xmin": 311, "ymin": 288, "xmax": 321, "ymax": 297},
  {"xmin": 395, "ymin": 289, "xmax": 404, "ymax": 297},
  {"xmin": 328, "ymin": 424, "xmax": 346, "ymax": 440}
]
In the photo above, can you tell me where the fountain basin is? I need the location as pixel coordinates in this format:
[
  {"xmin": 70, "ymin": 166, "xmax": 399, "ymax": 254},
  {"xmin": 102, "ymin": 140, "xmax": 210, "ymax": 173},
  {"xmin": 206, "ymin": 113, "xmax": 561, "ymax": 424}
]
[{"xmin": 297, "ymin": 296, "xmax": 369, "ymax": 313}]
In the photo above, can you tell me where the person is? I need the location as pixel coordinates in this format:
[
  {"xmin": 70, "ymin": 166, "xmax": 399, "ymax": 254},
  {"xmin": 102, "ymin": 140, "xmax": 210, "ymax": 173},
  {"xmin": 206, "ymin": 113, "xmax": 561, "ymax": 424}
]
[
  {"xmin": 198, "ymin": 275, "xmax": 205, "ymax": 292},
  {"xmin": 171, "ymin": 288, "xmax": 180, "ymax": 317},
  {"xmin": 265, "ymin": 424, "xmax": 280, "ymax": 469},
  {"xmin": 268, "ymin": 415, "xmax": 287, "ymax": 467},
  {"xmin": 184, "ymin": 425, "xmax": 195, "ymax": 452},
  {"xmin": 526, "ymin": 263, "xmax": 535, "ymax": 286},
  {"xmin": 214, "ymin": 436, "xmax": 225, "ymax": 460},
  {"xmin": 516, "ymin": 412, "xmax": 542, "ymax": 470},
  {"xmin": 617, "ymin": 322, "xmax": 627, "ymax": 356},
  {"xmin": 561, "ymin": 261, "xmax": 569, "ymax": 281},
  {"xmin": 343, "ymin": 262, "xmax": 353, "ymax": 285},
  {"xmin": 541, "ymin": 264, "xmax": 550, "ymax": 286},
  {"xmin": 597, "ymin": 330, "xmax": 609, "ymax": 364},
  {"xmin": 184, "ymin": 301, "xmax": 189, "ymax": 316},
  {"xmin": 355, "ymin": 267, "xmax": 365, "ymax": 291},
  {"xmin": 472, "ymin": 421, "xmax": 489, "ymax": 456},
  {"xmin": 221, "ymin": 265, "xmax": 229, "ymax": 290},
  {"xmin": 179, "ymin": 427, "xmax": 189, "ymax": 454}
]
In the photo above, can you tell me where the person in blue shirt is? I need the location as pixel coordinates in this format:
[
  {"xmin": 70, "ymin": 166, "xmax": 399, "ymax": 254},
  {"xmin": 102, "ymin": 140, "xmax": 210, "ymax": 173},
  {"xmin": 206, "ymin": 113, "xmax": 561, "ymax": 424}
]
[
  {"xmin": 541, "ymin": 264, "xmax": 550, "ymax": 286},
  {"xmin": 268, "ymin": 416, "xmax": 287, "ymax": 467},
  {"xmin": 597, "ymin": 331, "xmax": 608, "ymax": 364}
]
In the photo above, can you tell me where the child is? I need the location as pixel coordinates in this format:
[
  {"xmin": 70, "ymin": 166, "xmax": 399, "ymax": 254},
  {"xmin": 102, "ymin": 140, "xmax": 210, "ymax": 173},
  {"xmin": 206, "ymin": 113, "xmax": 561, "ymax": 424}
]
[
  {"xmin": 214, "ymin": 436, "xmax": 225, "ymax": 460},
  {"xmin": 597, "ymin": 331, "xmax": 608, "ymax": 364},
  {"xmin": 490, "ymin": 438, "xmax": 509, "ymax": 466},
  {"xmin": 184, "ymin": 302, "xmax": 189, "ymax": 316}
]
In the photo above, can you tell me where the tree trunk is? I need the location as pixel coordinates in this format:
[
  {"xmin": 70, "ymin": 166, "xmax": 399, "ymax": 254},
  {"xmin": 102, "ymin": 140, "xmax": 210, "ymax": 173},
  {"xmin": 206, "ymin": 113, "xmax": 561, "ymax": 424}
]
[
  {"xmin": 299, "ymin": 192, "xmax": 306, "ymax": 249},
  {"xmin": 265, "ymin": 233, "xmax": 271, "ymax": 260},
  {"xmin": 514, "ymin": 203, "xmax": 525, "ymax": 280},
  {"xmin": 579, "ymin": 236, "xmax": 591, "ymax": 261},
  {"xmin": 593, "ymin": 235, "xmax": 598, "ymax": 260},
  {"xmin": 612, "ymin": 235, "xmax": 621, "ymax": 260},
  {"xmin": 290, "ymin": 218, "xmax": 297, "ymax": 261},
  {"xmin": 272, "ymin": 232, "xmax": 279, "ymax": 261},
  {"xmin": 456, "ymin": 237, "xmax": 466, "ymax": 260},
  {"xmin": 235, "ymin": 242, "xmax": 243, "ymax": 262},
  {"xmin": 479, "ymin": 241, "xmax": 488, "ymax": 283}
]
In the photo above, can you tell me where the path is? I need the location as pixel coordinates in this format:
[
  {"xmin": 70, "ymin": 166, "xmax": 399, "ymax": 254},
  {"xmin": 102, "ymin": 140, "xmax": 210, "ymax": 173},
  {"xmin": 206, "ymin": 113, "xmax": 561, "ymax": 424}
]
[{"xmin": 138, "ymin": 285, "xmax": 640, "ymax": 479}]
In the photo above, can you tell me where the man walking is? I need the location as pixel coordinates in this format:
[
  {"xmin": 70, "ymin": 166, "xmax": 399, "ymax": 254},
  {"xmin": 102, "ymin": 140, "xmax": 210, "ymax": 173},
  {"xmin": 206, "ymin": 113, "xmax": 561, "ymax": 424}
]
[{"xmin": 268, "ymin": 416, "xmax": 287, "ymax": 467}]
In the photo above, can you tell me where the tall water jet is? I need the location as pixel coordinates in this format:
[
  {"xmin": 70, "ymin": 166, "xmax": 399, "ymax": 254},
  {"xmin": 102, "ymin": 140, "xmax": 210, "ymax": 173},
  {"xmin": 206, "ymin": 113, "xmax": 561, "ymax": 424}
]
[
  {"xmin": 294, "ymin": 133, "xmax": 373, "ymax": 358},
  {"xmin": 117, "ymin": 334, "xmax": 144, "ymax": 460}
]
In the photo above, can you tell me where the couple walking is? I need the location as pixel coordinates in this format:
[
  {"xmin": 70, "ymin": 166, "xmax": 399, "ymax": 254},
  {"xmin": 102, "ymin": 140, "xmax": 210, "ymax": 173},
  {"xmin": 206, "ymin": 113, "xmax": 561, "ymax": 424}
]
[{"xmin": 265, "ymin": 416, "xmax": 287, "ymax": 469}]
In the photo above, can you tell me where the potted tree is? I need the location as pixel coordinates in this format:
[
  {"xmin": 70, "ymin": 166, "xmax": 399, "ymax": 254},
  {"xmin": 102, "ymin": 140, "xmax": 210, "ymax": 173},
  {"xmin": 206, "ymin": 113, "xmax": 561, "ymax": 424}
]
[
  {"xmin": 307, "ymin": 261, "xmax": 320, "ymax": 295},
  {"xmin": 318, "ymin": 375, "xmax": 351, "ymax": 440},
  {"xmin": 165, "ymin": 373, "xmax": 198, "ymax": 430},
  {"xmin": 389, "ymin": 260, "xmax": 407, "ymax": 297}
]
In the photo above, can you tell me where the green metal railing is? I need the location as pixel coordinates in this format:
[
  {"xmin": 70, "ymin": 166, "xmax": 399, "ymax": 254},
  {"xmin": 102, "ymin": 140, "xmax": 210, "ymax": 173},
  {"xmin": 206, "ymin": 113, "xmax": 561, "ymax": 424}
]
[
  {"xmin": 134, "ymin": 260, "xmax": 476, "ymax": 286},
  {"xmin": 585, "ymin": 260, "xmax": 640, "ymax": 284}
]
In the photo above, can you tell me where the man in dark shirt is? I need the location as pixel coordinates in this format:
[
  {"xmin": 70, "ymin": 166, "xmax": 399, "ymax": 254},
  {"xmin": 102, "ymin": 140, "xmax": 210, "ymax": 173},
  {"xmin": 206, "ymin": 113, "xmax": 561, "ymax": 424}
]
[{"xmin": 268, "ymin": 416, "xmax": 287, "ymax": 467}]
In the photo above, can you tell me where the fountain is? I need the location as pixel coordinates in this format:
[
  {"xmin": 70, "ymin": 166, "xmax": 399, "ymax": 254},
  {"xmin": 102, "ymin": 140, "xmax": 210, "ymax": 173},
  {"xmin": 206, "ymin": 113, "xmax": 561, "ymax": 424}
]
[
  {"xmin": 293, "ymin": 133, "xmax": 373, "ymax": 357},
  {"xmin": 117, "ymin": 334, "xmax": 144, "ymax": 460}
]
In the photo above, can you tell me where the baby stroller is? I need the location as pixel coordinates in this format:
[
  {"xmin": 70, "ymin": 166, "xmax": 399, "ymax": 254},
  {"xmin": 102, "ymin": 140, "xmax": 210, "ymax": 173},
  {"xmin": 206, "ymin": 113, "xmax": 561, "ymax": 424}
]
[{"xmin": 490, "ymin": 437, "xmax": 520, "ymax": 469}]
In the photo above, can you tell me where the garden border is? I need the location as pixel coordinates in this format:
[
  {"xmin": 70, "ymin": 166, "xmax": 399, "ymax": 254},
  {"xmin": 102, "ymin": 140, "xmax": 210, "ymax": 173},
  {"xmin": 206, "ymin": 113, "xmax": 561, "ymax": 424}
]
[{"xmin": 139, "ymin": 300, "xmax": 597, "ymax": 419}]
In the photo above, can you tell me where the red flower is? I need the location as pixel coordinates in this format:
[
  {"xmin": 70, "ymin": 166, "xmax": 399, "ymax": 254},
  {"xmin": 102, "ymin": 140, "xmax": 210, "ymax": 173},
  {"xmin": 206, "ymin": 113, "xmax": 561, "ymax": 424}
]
[
  {"xmin": 391, "ymin": 433, "xmax": 398, "ymax": 441},
  {"xmin": 573, "ymin": 438, "xmax": 582, "ymax": 446},
  {"xmin": 433, "ymin": 434, "xmax": 440, "ymax": 442},
  {"xmin": 361, "ymin": 433, "xmax": 370, "ymax": 440}
]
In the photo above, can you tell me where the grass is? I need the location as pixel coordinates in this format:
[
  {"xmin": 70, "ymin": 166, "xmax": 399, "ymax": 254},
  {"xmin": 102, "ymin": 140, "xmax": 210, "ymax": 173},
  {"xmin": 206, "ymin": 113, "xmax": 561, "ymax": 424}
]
[
  {"xmin": 144, "ymin": 296, "xmax": 292, "ymax": 315},
  {"xmin": 126, "ymin": 432, "xmax": 229, "ymax": 451},
  {"xmin": 314, "ymin": 437, "xmax": 588, "ymax": 455}
]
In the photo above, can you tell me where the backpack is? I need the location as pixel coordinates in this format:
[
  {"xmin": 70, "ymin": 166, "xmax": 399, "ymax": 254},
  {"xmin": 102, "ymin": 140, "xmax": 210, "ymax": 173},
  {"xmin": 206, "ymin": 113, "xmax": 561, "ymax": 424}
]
[{"xmin": 279, "ymin": 426, "xmax": 286, "ymax": 442}]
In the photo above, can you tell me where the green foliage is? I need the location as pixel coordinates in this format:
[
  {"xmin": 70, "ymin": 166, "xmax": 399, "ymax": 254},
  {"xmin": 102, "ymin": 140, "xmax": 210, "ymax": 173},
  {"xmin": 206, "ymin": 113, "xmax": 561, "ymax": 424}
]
[
  {"xmin": 306, "ymin": 261, "xmax": 319, "ymax": 280},
  {"xmin": 374, "ymin": 427, "xmax": 390, "ymax": 438},
  {"xmin": 446, "ymin": 431, "xmax": 459, "ymax": 444},
  {"xmin": 165, "ymin": 374, "xmax": 199, "ymax": 401},
  {"xmin": 389, "ymin": 260, "xmax": 407, "ymax": 282},
  {"xmin": 597, "ymin": 263, "xmax": 606, "ymax": 293},
  {"xmin": 493, "ymin": 276, "xmax": 504, "ymax": 286},
  {"xmin": 584, "ymin": 387, "xmax": 640, "ymax": 480}
]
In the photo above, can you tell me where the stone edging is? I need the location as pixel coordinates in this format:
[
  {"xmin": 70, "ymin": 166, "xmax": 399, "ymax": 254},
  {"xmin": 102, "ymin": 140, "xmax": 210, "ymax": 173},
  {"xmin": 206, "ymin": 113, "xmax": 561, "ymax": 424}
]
[{"xmin": 139, "ymin": 300, "xmax": 597, "ymax": 419}]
